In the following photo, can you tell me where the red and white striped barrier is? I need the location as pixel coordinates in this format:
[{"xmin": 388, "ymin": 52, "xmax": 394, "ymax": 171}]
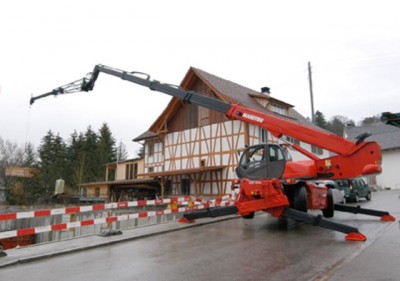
[
  {"xmin": 0, "ymin": 200, "xmax": 234, "ymax": 239},
  {"xmin": 0, "ymin": 196, "xmax": 199, "ymax": 221},
  {"xmin": 0, "ymin": 195, "xmax": 233, "ymax": 222}
]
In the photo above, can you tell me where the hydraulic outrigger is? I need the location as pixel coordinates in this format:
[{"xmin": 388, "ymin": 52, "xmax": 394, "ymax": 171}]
[{"xmin": 30, "ymin": 64, "xmax": 396, "ymax": 241}]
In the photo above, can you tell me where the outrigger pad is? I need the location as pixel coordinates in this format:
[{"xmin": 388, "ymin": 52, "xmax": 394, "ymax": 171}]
[
  {"xmin": 380, "ymin": 214, "xmax": 396, "ymax": 222},
  {"xmin": 345, "ymin": 232, "xmax": 367, "ymax": 241},
  {"xmin": 178, "ymin": 217, "xmax": 195, "ymax": 223}
]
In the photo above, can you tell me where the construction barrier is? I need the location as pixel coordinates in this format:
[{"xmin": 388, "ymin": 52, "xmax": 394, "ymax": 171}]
[
  {"xmin": 0, "ymin": 195, "xmax": 234, "ymax": 240},
  {"xmin": 0, "ymin": 195, "xmax": 196, "ymax": 221}
]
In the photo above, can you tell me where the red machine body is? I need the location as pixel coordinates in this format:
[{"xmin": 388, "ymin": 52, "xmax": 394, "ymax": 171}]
[
  {"xmin": 306, "ymin": 182, "xmax": 329, "ymax": 210},
  {"xmin": 225, "ymin": 104, "xmax": 382, "ymax": 180}
]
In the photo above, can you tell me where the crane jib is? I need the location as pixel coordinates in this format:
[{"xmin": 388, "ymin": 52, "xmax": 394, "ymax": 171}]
[{"xmin": 94, "ymin": 65, "xmax": 232, "ymax": 114}]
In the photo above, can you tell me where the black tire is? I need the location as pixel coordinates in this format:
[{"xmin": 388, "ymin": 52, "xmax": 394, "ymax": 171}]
[
  {"xmin": 322, "ymin": 189, "xmax": 334, "ymax": 218},
  {"xmin": 292, "ymin": 186, "xmax": 308, "ymax": 212},
  {"xmin": 366, "ymin": 192, "xmax": 372, "ymax": 201}
]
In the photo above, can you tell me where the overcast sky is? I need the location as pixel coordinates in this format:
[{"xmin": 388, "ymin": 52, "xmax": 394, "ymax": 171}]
[{"xmin": 1, "ymin": 0, "xmax": 399, "ymax": 158}]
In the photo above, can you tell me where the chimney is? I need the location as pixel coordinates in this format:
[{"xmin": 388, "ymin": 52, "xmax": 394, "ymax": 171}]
[{"xmin": 261, "ymin": 87, "xmax": 270, "ymax": 96}]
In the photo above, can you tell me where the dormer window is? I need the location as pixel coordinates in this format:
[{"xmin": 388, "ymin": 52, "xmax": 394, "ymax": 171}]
[{"xmin": 270, "ymin": 103, "xmax": 288, "ymax": 116}]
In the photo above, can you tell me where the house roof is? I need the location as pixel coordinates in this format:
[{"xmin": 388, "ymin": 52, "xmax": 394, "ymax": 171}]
[
  {"xmin": 133, "ymin": 67, "xmax": 322, "ymax": 140},
  {"xmin": 132, "ymin": 131, "xmax": 157, "ymax": 142},
  {"xmin": 191, "ymin": 68, "xmax": 284, "ymax": 111},
  {"xmin": 344, "ymin": 122, "xmax": 400, "ymax": 150}
]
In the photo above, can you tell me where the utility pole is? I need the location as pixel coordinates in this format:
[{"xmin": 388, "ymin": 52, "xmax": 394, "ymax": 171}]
[{"xmin": 308, "ymin": 61, "xmax": 315, "ymax": 124}]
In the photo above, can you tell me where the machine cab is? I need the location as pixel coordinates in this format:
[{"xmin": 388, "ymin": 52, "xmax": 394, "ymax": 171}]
[{"xmin": 235, "ymin": 143, "xmax": 290, "ymax": 180}]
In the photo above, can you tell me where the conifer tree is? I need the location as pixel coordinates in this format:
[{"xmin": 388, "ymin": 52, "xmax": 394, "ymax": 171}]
[
  {"xmin": 81, "ymin": 126, "xmax": 99, "ymax": 183},
  {"xmin": 20, "ymin": 143, "xmax": 42, "ymax": 202},
  {"xmin": 38, "ymin": 130, "xmax": 67, "ymax": 196},
  {"xmin": 116, "ymin": 141, "xmax": 129, "ymax": 161},
  {"xmin": 66, "ymin": 131, "xmax": 86, "ymax": 188},
  {"xmin": 97, "ymin": 123, "xmax": 116, "ymax": 181},
  {"xmin": 314, "ymin": 110, "xmax": 328, "ymax": 129}
]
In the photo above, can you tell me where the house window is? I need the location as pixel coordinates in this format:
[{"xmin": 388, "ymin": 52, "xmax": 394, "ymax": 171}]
[
  {"xmin": 148, "ymin": 167, "xmax": 154, "ymax": 173},
  {"xmin": 311, "ymin": 145, "xmax": 323, "ymax": 155},
  {"xmin": 125, "ymin": 165, "xmax": 130, "ymax": 179},
  {"xmin": 125, "ymin": 163, "xmax": 138, "ymax": 179},
  {"xmin": 259, "ymin": 128, "xmax": 268, "ymax": 143},
  {"xmin": 133, "ymin": 163, "xmax": 138, "ymax": 178},
  {"xmin": 125, "ymin": 164, "xmax": 132, "ymax": 180},
  {"xmin": 285, "ymin": 136, "xmax": 300, "ymax": 145},
  {"xmin": 148, "ymin": 143, "xmax": 154, "ymax": 157},
  {"xmin": 270, "ymin": 103, "xmax": 288, "ymax": 116}
]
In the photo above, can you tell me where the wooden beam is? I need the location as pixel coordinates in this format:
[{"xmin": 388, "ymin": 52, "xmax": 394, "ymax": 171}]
[{"xmin": 5, "ymin": 167, "xmax": 40, "ymax": 178}]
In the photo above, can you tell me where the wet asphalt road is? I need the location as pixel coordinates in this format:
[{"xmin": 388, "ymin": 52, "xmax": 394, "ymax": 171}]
[{"xmin": 1, "ymin": 190, "xmax": 399, "ymax": 281}]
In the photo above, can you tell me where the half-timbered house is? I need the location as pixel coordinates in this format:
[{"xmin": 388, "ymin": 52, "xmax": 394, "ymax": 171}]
[{"xmin": 133, "ymin": 67, "xmax": 329, "ymax": 198}]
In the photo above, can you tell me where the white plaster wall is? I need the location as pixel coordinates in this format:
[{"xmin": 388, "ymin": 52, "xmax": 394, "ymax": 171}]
[{"xmin": 377, "ymin": 150, "xmax": 400, "ymax": 189}]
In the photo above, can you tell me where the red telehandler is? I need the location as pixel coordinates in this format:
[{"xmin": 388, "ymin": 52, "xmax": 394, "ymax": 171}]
[{"xmin": 30, "ymin": 64, "xmax": 395, "ymax": 241}]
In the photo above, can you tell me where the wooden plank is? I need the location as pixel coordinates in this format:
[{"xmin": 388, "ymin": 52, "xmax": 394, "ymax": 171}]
[{"xmin": 5, "ymin": 167, "xmax": 39, "ymax": 178}]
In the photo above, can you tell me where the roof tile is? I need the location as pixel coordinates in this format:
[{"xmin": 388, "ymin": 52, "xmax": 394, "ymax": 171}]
[{"xmin": 344, "ymin": 122, "xmax": 400, "ymax": 150}]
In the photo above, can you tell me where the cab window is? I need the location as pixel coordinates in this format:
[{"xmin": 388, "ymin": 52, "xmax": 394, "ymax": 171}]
[
  {"xmin": 239, "ymin": 146, "xmax": 265, "ymax": 165},
  {"xmin": 269, "ymin": 145, "xmax": 285, "ymax": 161}
]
